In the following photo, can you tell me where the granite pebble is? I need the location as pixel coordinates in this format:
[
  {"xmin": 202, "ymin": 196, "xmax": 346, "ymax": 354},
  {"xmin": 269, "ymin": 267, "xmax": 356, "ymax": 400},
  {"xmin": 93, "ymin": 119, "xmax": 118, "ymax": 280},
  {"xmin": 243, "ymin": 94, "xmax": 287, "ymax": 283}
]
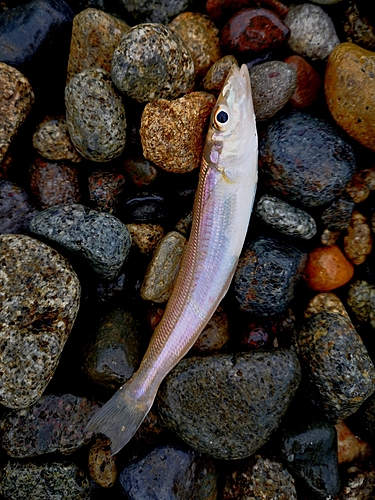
[
  {"xmin": 347, "ymin": 280, "xmax": 375, "ymax": 330},
  {"xmin": 0, "ymin": 180, "xmax": 38, "ymax": 234},
  {"xmin": 202, "ymin": 54, "xmax": 238, "ymax": 94},
  {"xmin": 346, "ymin": 165, "xmax": 375, "ymax": 204},
  {"xmin": 88, "ymin": 168, "xmax": 126, "ymax": 214},
  {"xmin": 321, "ymin": 196, "xmax": 355, "ymax": 231},
  {"xmin": 344, "ymin": 210, "xmax": 373, "ymax": 265},
  {"xmin": 88, "ymin": 437, "xmax": 117, "ymax": 488},
  {"xmin": 127, "ymin": 223, "xmax": 164, "ymax": 256},
  {"xmin": 118, "ymin": 0, "xmax": 192, "ymax": 24},
  {"xmin": 321, "ymin": 228, "xmax": 341, "ymax": 246},
  {"xmin": 120, "ymin": 192, "xmax": 170, "ymax": 224}
]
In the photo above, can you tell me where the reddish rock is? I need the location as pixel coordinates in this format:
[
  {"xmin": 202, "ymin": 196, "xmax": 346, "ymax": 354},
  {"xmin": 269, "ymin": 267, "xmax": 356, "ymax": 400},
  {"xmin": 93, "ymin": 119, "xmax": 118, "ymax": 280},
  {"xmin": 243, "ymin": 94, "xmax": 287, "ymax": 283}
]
[
  {"xmin": 284, "ymin": 55, "xmax": 322, "ymax": 109},
  {"xmin": 88, "ymin": 168, "xmax": 126, "ymax": 214},
  {"xmin": 303, "ymin": 245, "xmax": 354, "ymax": 292},
  {"xmin": 206, "ymin": 0, "xmax": 288, "ymax": 23},
  {"xmin": 335, "ymin": 421, "xmax": 372, "ymax": 464},
  {"xmin": 239, "ymin": 318, "xmax": 275, "ymax": 350}
]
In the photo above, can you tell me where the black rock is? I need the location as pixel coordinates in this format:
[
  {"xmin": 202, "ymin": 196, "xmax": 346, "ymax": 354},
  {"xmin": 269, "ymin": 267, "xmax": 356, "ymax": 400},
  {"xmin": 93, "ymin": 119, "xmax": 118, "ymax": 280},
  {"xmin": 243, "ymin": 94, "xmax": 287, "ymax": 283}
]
[{"xmin": 120, "ymin": 192, "xmax": 170, "ymax": 224}]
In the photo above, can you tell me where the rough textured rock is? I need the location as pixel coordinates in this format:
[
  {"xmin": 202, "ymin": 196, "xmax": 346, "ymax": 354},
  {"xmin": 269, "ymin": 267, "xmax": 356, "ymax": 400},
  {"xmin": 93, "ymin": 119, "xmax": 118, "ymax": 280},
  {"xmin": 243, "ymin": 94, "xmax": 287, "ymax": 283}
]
[
  {"xmin": 202, "ymin": 55, "xmax": 238, "ymax": 94},
  {"xmin": 335, "ymin": 421, "xmax": 372, "ymax": 464},
  {"xmin": 0, "ymin": 234, "xmax": 80, "ymax": 409},
  {"xmin": 284, "ymin": 54, "xmax": 322, "ymax": 109},
  {"xmin": 88, "ymin": 437, "xmax": 117, "ymax": 488},
  {"xmin": 127, "ymin": 223, "xmax": 164, "ymax": 256},
  {"xmin": 118, "ymin": 0, "xmax": 192, "ymax": 24},
  {"xmin": 346, "ymin": 165, "xmax": 375, "ymax": 203},
  {"xmin": 123, "ymin": 156, "xmax": 158, "ymax": 189},
  {"xmin": 158, "ymin": 350, "xmax": 301, "ymax": 459},
  {"xmin": 347, "ymin": 280, "xmax": 375, "ymax": 330},
  {"xmin": 0, "ymin": 180, "xmax": 38, "ymax": 234},
  {"xmin": 340, "ymin": 0, "xmax": 375, "ymax": 52},
  {"xmin": 344, "ymin": 210, "xmax": 372, "ymax": 265},
  {"xmin": 88, "ymin": 168, "xmax": 126, "ymax": 214},
  {"xmin": 321, "ymin": 196, "xmax": 355, "ymax": 231},
  {"xmin": 335, "ymin": 461, "xmax": 375, "ymax": 500},
  {"xmin": 321, "ymin": 228, "xmax": 341, "ymax": 246}
]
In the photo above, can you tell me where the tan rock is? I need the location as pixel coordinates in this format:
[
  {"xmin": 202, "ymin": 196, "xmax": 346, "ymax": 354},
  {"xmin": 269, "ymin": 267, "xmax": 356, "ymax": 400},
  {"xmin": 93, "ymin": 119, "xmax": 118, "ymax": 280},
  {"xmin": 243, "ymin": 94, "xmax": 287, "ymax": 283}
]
[
  {"xmin": 344, "ymin": 210, "xmax": 372, "ymax": 265},
  {"xmin": 127, "ymin": 223, "xmax": 165, "ymax": 256},
  {"xmin": 346, "ymin": 165, "xmax": 375, "ymax": 203},
  {"xmin": 88, "ymin": 437, "xmax": 117, "ymax": 488},
  {"xmin": 32, "ymin": 116, "xmax": 82, "ymax": 162},
  {"xmin": 304, "ymin": 293, "xmax": 350, "ymax": 320}
]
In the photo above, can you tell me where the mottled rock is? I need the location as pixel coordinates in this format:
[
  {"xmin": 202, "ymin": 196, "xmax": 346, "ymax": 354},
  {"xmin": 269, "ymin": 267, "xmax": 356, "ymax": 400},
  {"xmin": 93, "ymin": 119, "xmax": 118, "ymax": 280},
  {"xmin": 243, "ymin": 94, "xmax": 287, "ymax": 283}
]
[
  {"xmin": 0, "ymin": 394, "xmax": 100, "ymax": 457},
  {"xmin": 191, "ymin": 306, "xmax": 230, "ymax": 354},
  {"xmin": 344, "ymin": 210, "xmax": 372, "ymax": 265},
  {"xmin": 65, "ymin": 68, "xmax": 126, "ymax": 162},
  {"xmin": 0, "ymin": 234, "xmax": 80, "ymax": 409},
  {"xmin": 336, "ymin": 461, "xmax": 375, "ymax": 500},
  {"xmin": 140, "ymin": 92, "xmax": 215, "ymax": 173},
  {"xmin": 206, "ymin": 0, "xmax": 289, "ymax": 24},
  {"xmin": 158, "ymin": 350, "xmax": 301, "ymax": 459},
  {"xmin": 335, "ymin": 421, "xmax": 372, "ymax": 464},
  {"xmin": 88, "ymin": 438, "xmax": 117, "ymax": 488},
  {"xmin": 285, "ymin": 3, "xmax": 339, "ymax": 60},
  {"xmin": 222, "ymin": 455, "xmax": 297, "ymax": 500},
  {"xmin": 347, "ymin": 280, "xmax": 375, "ymax": 329},
  {"xmin": 238, "ymin": 317, "xmax": 276, "ymax": 351},
  {"xmin": 321, "ymin": 196, "xmax": 355, "ymax": 231},
  {"xmin": 304, "ymin": 291, "xmax": 350, "ymax": 319},
  {"xmin": 202, "ymin": 55, "xmax": 238, "ymax": 93},
  {"xmin": 284, "ymin": 54, "xmax": 322, "ymax": 109},
  {"xmin": 256, "ymin": 194, "xmax": 316, "ymax": 239},
  {"xmin": 119, "ymin": 0, "xmax": 192, "ymax": 24},
  {"xmin": 127, "ymin": 223, "xmax": 164, "ymax": 256},
  {"xmin": 346, "ymin": 165, "xmax": 375, "ymax": 203},
  {"xmin": 296, "ymin": 296, "xmax": 375, "ymax": 422},
  {"xmin": 111, "ymin": 24, "xmax": 194, "ymax": 102},
  {"xmin": 0, "ymin": 63, "xmax": 34, "ymax": 163},
  {"xmin": 250, "ymin": 60, "xmax": 297, "ymax": 121},
  {"xmin": 321, "ymin": 228, "xmax": 340, "ymax": 246},
  {"xmin": 141, "ymin": 231, "xmax": 186, "ymax": 303},
  {"xmin": 119, "ymin": 444, "xmax": 218, "ymax": 500},
  {"xmin": 0, "ymin": 180, "xmax": 38, "ymax": 234},
  {"xmin": 88, "ymin": 168, "xmax": 126, "ymax": 214},
  {"xmin": 340, "ymin": 1, "xmax": 375, "ymax": 52},
  {"xmin": 325, "ymin": 42, "xmax": 375, "ymax": 152},
  {"xmin": 66, "ymin": 8, "xmax": 130, "ymax": 83},
  {"xmin": 259, "ymin": 110, "xmax": 356, "ymax": 208},
  {"xmin": 121, "ymin": 192, "xmax": 170, "ymax": 224},
  {"xmin": 123, "ymin": 156, "xmax": 158, "ymax": 189},
  {"xmin": 233, "ymin": 235, "xmax": 307, "ymax": 316},
  {"xmin": 30, "ymin": 204, "xmax": 131, "ymax": 280}
]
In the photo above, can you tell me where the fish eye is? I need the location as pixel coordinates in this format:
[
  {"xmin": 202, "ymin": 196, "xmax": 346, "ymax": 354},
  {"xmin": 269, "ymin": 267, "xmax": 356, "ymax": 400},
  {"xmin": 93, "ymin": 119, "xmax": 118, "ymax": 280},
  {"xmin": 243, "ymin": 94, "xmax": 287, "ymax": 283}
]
[
  {"xmin": 216, "ymin": 111, "xmax": 228, "ymax": 123},
  {"xmin": 213, "ymin": 106, "xmax": 230, "ymax": 130}
]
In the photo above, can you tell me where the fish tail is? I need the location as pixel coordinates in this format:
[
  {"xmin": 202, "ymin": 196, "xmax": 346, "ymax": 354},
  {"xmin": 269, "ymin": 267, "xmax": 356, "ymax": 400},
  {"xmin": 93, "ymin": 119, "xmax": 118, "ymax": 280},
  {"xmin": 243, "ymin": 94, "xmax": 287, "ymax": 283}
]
[{"xmin": 85, "ymin": 380, "xmax": 154, "ymax": 455}]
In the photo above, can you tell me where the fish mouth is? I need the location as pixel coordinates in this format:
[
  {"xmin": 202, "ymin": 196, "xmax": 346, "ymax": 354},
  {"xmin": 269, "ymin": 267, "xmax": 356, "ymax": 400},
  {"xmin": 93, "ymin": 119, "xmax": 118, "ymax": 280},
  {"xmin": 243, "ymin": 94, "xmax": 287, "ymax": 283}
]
[{"xmin": 219, "ymin": 64, "xmax": 251, "ymax": 110}]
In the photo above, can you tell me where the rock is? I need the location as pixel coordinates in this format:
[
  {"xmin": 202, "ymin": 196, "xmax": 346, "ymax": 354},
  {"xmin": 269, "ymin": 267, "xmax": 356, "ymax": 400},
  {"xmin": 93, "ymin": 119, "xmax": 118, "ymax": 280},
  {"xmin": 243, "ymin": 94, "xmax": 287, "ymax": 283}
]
[
  {"xmin": 29, "ymin": 157, "xmax": 82, "ymax": 209},
  {"xmin": 111, "ymin": 24, "xmax": 194, "ymax": 103},
  {"xmin": 127, "ymin": 223, "xmax": 164, "ymax": 256},
  {"xmin": 284, "ymin": 55, "xmax": 322, "ymax": 109},
  {"xmin": 321, "ymin": 196, "xmax": 355, "ymax": 231},
  {"xmin": 119, "ymin": 444, "xmax": 218, "ymax": 500},
  {"xmin": 250, "ymin": 60, "xmax": 297, "ymax": 121},
  {"xmin": 221, "ymin": 8, "xmax": 290, "ymax": 56},
  {"xmin": 344, "ymin": 210, "xmax": 372, "ymax": 265},
  {"xmin": 0, "ymin": 461, "xmax": 92, "ymax": 500},
  {"xmin": 191, "ymin": 306, "xmax": 230, "ymax": 354},
  {"xmin": 285, "ymin": 3, "xmax": 339, "ymax": 60},
  {"xmin": 346, "ymin": 165, "xmax": 375, "ymax": 203},
  {"xmin": 0, "ymin": 234, "xmax": 80, "ymax": 409},
  {"xmin": 140, "ymin": 92, "xmax": 215, "ymax": 174},
  {"xmin": 233, "ymin": 235, "xmax": 307, "ymax": 316},
  {"xmin": 141, "ymin": 231, "xmax": 186, "ymax": 303},
  {"xmin": 118, "ymin": 0, "xmax": 192, "ymax": 24},
  {"xmin": 335, "ymin": 421, "xmax": 372, "ymax": 464},
  {"xmin": 304, "ymin": 291, "xmax": 349, "ymax": 318},
  {"xmin": 120, "ymin": 192, "xmax": 170, "ymax": 224},
  {"xmin": 169, "ymin": 12, "xmax": 221, "ymax": 80},
  {"xmin": 311, "ymin": 0, "xmax": 342, "ymax": 3},
  {"xmin": 158, "ymin": 350, "xmax": 301, "ymax": 459},
  {"xmin": 296, "ymin": 294, "xmax": 375, "ymax": 422},
  {"xmin": 238, "ymin": 317, "xmax": 276, "ymax": 351},
  {"xmin": 0, "ymin": 180, "xmax": 38, "ymax": 234},
  {"xmin": 66, "ymin": 8, "xmax": 130, "ymax": 83},
  {"xmin": 255, "ymin": 194, "xmax": 316, "ymax": 239},
  {"xmin": 321, "ymin": 228, "xmax": 340, "ymax": 246},
  {"xmin": 347, "ymin": 280, "xmax": 375, "ymax": 329},
  {"xmin": 65, "ymin": 68, "xmax": 126, "ymax": 162},
  {"xmin": 83, "ymin": 306, "xmax": 144, "ymax": 390},
  {"xmin": 259, "ymin": 110, "xmax": 356, "ymax": 208},
  {"xmin": 355, "ymin": 394, "xmax": 375, "ymax": 445},
  {"xmin": 88, "ymin": 168, "xmax": 126, "ymax": 214},
  {"xmin": 123, "ymin": 156, "xmax": 158, "ymax": 189},
  {"xmin": 222, "ymin": 455, "xmax": 297, "ymax": 500},
  {"xmin": 30, "ymin": 204, "xmax": 131, "ymax": 280},
  {"xmin": 32, "ymin": 116, "xmax": 82, "ymax": 163},
  {"xmin": 202, "ymin": 55, "xmax": 238, "ymax": 94},
  {"xmin": 340, "ymin": 1, "xmax": 375, "ymax": 52},
  {"xmin": 0, "ymin": 394, "xmax": 100, "ymax": 457},
  {"xmin": 303, "ymin": 245, "xmax": 354, "ymax": 291},
  {"xmin": 88, "ymin": 438, "xmax": 117, "ymax": 488},
  {"xmin": 335, "ymin": 461, "xmax": 375, "ymax": 500},
  {"xmin": 0, "ymin": 63, "xmax": 34, "ymax": 163},
  {"xmin": 206, "ymin": 0, "xmax": 289, "ymax": 24},
  {"xmin": 280, "ymin": 420, "xmax": 341, "ymax": 499},
  {"xmin": 325, "ymin": 42, "xmax": 375, "ymax": 152}
]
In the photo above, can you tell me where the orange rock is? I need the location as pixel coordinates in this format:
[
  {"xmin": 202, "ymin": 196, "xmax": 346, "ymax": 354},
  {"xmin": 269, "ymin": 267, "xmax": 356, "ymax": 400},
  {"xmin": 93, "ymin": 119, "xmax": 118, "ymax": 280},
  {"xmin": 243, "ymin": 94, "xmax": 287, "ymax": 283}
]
[
  {"xmin": 335, "ymin": 421, "xmax": 372, "ymax": 464},
  {"xmin": 303, "ymin": 245, "xmax": 354, "ymax": 291},
  {"xmin": 284, "ymin": 55, "xmax": 322, "ymax": 109}
]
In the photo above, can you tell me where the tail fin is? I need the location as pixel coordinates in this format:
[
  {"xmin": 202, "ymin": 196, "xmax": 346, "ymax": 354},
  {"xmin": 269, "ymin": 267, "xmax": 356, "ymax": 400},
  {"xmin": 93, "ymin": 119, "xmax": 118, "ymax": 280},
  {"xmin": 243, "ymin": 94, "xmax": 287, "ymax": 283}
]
[{"xmin": 85, "ymin": 382, "xmax": 154, "ymax": 455}]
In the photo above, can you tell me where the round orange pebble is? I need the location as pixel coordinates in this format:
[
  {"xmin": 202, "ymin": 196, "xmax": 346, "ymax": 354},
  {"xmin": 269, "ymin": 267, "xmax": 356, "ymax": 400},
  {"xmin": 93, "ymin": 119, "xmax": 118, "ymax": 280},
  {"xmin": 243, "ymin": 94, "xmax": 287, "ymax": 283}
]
[{"xmin": 303, "ymin": 245, "xmax": 354, "ymax": 291}]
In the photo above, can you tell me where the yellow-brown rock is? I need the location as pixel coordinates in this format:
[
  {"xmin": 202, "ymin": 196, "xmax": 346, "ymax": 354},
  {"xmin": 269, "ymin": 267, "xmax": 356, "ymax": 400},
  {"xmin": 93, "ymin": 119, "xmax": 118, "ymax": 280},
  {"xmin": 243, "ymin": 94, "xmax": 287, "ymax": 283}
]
[
  {"xmin": 335, "ymin": 421, "xmax": 372, "ymax": 464},
  {"xmin": 325, "ymin": 42, "xmax": 375, "ymax": 152},
  {"xmin": 345, "ymin": 165, "xmax": 375, "ymax": 203},
  {"xmin": 127, "ymin": 223, "xmax": 165, "ymax": 256},
  {"xmin": 88, "ymin": 437, "xmax": 117, "ymax": 488},
  {"xmin": 344, "ymin": 210, "xmax": 372, "ymax": 265}
]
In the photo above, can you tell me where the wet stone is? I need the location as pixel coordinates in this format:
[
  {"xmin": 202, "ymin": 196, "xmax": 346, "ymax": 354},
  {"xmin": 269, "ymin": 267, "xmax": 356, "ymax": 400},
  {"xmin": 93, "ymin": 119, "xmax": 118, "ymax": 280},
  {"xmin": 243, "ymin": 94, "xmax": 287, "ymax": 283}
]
[
  {"xmin": 259, "ymin": 110, "xmax": 356, "ymax": 208},
  {"xmin": 0, "ymin": 460, "xmax": 92, "ymax": 500},
  {"xmin": 65, "ymin": 68, "xmax": 126, "ymax": 162},
  {"xmin": 127, "ymin": 223, "xmax": 164, "ymax": 256},
  {"xmin": 30, "ymin": 204, "xmax": 131, "ymax": 280},
  {"xmin": 83, "ymin": 306, "xmax": 144, "ymax": 390},
  {"xmin": 336, "ymin": 461, "xmax": 375, "ymax": 500},
  {"xmin": 304, "ymin": 291, "xmax": 350, "ymax": 319},
  {"xmin": 111, "ymin": 23, "xmax": 194, "ymax": 103},
  {"xmin": 344, "ymin": 210, "xmax": 372, "ymax": 265},
  {"xmin": 120, "ymin": 192, "xmax": 170, "ymax": 224},
  {"xmin": 279, "ymin": 420, "xmax": 341, "ymax": 499},
  {"xmin": 0, "ymin": 180, "xmax": 38, "ymax": 234},
  {"xmin": 238, "ymin": 317, "xmax": 276, "ymax": 351},
  {"xmin": 0, "ymin": 394, "xmax": 100, "ymax": 457},
  {"xmin": 335, "ymin": 421, "xmax": 372, "ymax": 464},
  {"xmin": 88, "ymin": 437, "xmax": 117, "ymax": 489},
  {"xmin": 0, "ymin": 234, "xmax": 81, "ymax": 409},
  {"xmin": 140, "ymin": 92, "xmax": 215, "ymax": 174},
  {"xmin": 141, "ymin": 231, "xmax": 186, "ymax": 303},
  {"xmin": 256, "ymin": 194, "xmax": 316, "ymax": 239},
  {"xmin": 29, "ymin": 157, "xmax": 82, "ymax": 209},
  {"xmin": 285, "ymin": 3, "xmax": 339, "ymax": 60},
  {"xmin": 340, "ymin": 1, "xmax": 375, "ymax": 52},
  {"xmin": 355, "ymin": 394, "xmax": 375, "ymax": 445},
  {"xmin": 32, "ymin": 115, "xmax": 82, "ymax": 163},
  {"xmin": 119, "ymin": 444, "xmax": 218, "ymax": 500},
  {"xmin": 123, "ymin": 156, "xmax": 158, "ymax": 189},
  {"xmin": 347, "ymin": 280, "xmax": 375, "ymax": 330},
  {"xmin": 296, "ymin": 296, "xmax": 375, "ymax": 422},
  {"xmin": 0, "ymin": 63, "xmax": 34, "ymax": 163},
  {"xmin": 202, "ymin": 55, "xmax": 238, "ymax": 94},
  {"xmin": 66, "ymin": 8, "xmax": 130, "ymax": 83},
  {"xmin": 222, "ymin": 455, "xmax": 297, "ymax": 500},
  {"xmin": 88, "ymin": 168, "xmax": 126, "ymax": 214},
  {"xmin": 250, "ymin": 60, "xmax": 297, "ymax": 121},
  {"xmin": 191, "ymin": 305, "xmax": 230, "ymax": 355},
  {"xmin": 284, "ymin": 55, "xmax": 322, "ymax": 109},
  {"xmin": 118, "ymin": 0, "xmax": 192, "ymax": 24},
  {"xmin": 321, "ymin": 196, "xmax": 355, "ymax": 231},
  {"xmin": 233, "ymin": 235, "xmax": 307, "ymax": 316},
  {"xmin": 158, "ymin": 350, "xmax": 301, "ymax": 459},
  {"xmin": 346, "ymin": 166, "xmax": 375, "ymax": 204}
]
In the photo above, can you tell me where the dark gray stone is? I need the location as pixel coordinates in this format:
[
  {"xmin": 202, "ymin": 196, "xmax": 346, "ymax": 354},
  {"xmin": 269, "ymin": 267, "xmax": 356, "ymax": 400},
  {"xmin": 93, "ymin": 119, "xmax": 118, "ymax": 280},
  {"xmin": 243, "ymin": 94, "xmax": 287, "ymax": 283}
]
[
  {"xmin": 347, "ymin": 280, "xmax": 375, "ymax": 330},
  {"xmin": 321, "ymin": 196, "xmax": 355, "ymax": 230},
  {"xmin": 0, "ymin": 180, "xmax": 38, "ymax": 234},
  {"xmin": 118, "ymin": 0, "xmax": 193, "ymax": 25}
]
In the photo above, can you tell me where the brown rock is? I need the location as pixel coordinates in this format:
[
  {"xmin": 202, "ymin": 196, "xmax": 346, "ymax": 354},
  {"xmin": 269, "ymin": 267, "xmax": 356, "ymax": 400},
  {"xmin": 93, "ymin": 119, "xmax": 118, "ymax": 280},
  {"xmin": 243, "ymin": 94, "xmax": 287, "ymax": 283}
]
[
  {"xmin": 202, "ymin": 55, "xmax": 238, "ymax": 93},
  {"xmin": 284, "ymin": 55, "xmax": 322, "ymax": 109},
  {"xmin": 344, "ymin": 210, "xmax": 372, "ymax": 265},
  {"xmin": 321, "ymin": 228, "xmax": 340, "ymax": 246},
  {"xmin": 88, "ymin": 437, "xmax": 117, "ymax": 488},
  {"xmin": 341, "ymin": 0, "xmax": 375, "ymax": 52},
  {"xmin": 127, "ymin": 223, "xmax": 165, "ymax": 256},
  {"xmin": 140, "ymin": 92, "xmax": 215, "ymax": 173},
  {"xmin": 304, "ymin": 292, "xmax": 350, "ymax": 319},
  {"xmin": 303, "ymin": 245, "xmax": 354, "ymax": 292},
  {"xmin": 88, "ymin": 168, "xmax": 126, "ymax": 214},
  {"xmin": 335, "ymin": 421, "xmax": 372, "ymax": 464},
  {"xmin": 206, "ymin": 0, "xmax": 288, "ymax": 23},
  {"xmin": 325, "ymin": 42, "xmax": 375, "ymax": 152},
  {"xmin": 191, "ymin": 306, "xmax": 230, "ymax": 354},
  {"xmin": 0, "ymin": 63, "xmax": 34, "ymax": 163},
  {"xmin": 345, "ymin": 165, "xmax": 375, "ymax": 203},
  {"xmin": 123, "ymin": 156, "xmax": 158, "ymax": 189}
]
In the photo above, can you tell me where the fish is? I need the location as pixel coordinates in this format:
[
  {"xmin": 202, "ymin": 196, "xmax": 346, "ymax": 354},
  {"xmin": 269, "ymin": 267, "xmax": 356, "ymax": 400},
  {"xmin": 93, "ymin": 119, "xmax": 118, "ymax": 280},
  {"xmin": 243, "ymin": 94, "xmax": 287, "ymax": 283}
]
[{"xmin": 85, "ymin": 63, "xmax": 258, "ymax": 455}]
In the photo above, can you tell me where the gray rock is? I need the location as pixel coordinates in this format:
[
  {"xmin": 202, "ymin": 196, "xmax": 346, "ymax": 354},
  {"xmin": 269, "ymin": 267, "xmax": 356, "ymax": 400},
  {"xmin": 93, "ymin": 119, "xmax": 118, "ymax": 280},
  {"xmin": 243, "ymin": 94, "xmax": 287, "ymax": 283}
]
[
  {"xmin": 65, "ymin": 68, "xmax": 126, "ymax": 162},
  {"xmin": 119, "ymin": 0, "xmax": 192, "ymax": 25},
  {"xmin": 321, "ymin": 196, "xmax": 355, "ymax": 230},
  {"xmin": 0, "ymin": 235, "xmax": 80, "ymax": 409},
  {"xmin": 347, "ymin": 280, "xmax": 375, "ymax": 330},
  {"xmin": 30, "ymin": 204, "xmax": 131, "ymax": 280},
  {"xmin": 158, "ymin": 350, "xmax": 301, "ymax": 460},
  {"xmin": 0, "ymin": 180, "xmax": 38, "ymax": 234}
]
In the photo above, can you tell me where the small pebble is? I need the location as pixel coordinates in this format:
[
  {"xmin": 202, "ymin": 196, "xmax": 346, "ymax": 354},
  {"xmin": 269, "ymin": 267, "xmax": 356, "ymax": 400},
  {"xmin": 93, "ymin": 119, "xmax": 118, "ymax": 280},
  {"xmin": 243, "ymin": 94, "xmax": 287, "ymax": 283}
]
[
  {"xmin": 65, "ymin": 68, "xmax": 126, "ymax": 162},
  {"xmin": 335, "ymin": 421, "xmax": 372, "ymax": 464},
  {"xmin": 111, "ymin": 23, "xmax": 194, "ymax": 102},
  {"xmin": 250, "ymin": 60, "xmax": 297, "ymax": 121},
  {"xmin": 127, "ymin": 223, "xmax": 164, "ymax": 256},
  {"xmin": 303, "ymin": 245, "xmax": 354, "ymax": 291},
  {"xmin": 238, "ymin": 318, "xmax": 275, "ymax": 351},
  {"xmin": 202, "ymin": 55, "xmax": 238, "ymax": 94},
  {"xmin": 347, "ymin": 280, "xmax": 375, "ymax": 330},
  {"xmin": 336, "ymin": 462, "xmax": 375, "ymax": 500},
  {"xmin": 304, "ymin": 291, "xmax": 350, "ymax": 318},
  {"xmin": 121, "ymin": 192, "xmax": 170, "ymax": 224},
  {"xmin": 346, "ymin": 166, "xmax": 375, "ymax": 203},
  {"xmin": 285, "ymin": 3, "xmax": 339, "ymax": 60},
  {"xmin": 321, "ymin": 196, "xmax": 355, "ymax": 231},
  {"xmin": 119, "ymin": 0, "xmax": 192, "ymax": 24},
  {"xmin": 321, "ymin": 228, "xmax": 341, "ymax": 246},
  {"xmin": 140, "ymin": 231, "xmax": 186, "ymax": 303},
  {"xmin": 140, "ymin": 92, "xmax": 215, "ymax": 174},
  {"xmin": 0, "ymin": 180, "xmax": 38, "ymax": 234},
  {"xmin": 284, "ymin": 55, "xmax": 322, "ymax": 109},
  {"xmin": 340, "ymin": 0, "xmax": 375, "ymax": 52},
  {"xmin": 206, "ymin": 0, "xmax": 289, "ymax": 23},
  {"xmin": 256, "ymin": 194, "xmax": 316, "ymax": 239},
  {"xmin": 123, "ymin": 156, "xmax": 158, "ymax": 189},
  {"xmin": 191, "ymin": 306, "xmax": 230, "ymax": 354},
  {"xmin": 88, "ymin": 437, "xmax": 117, "ymax": 488},
  {"xmin": 344, "ymin": 210, "xmax": 373, "ymax": 265},
  {"xmin": 88, "ymin": 168, "xmax": 126, "ymax": 214}
]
